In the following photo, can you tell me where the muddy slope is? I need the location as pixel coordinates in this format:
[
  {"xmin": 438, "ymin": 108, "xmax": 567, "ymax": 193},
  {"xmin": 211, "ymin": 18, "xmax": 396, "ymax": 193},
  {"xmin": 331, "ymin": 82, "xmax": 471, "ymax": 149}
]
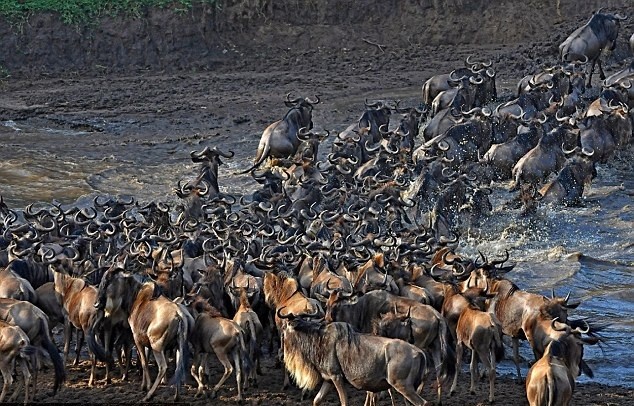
[{"xmin": 1, "ymin": 0, "xmax": 633, "ymax": 77}]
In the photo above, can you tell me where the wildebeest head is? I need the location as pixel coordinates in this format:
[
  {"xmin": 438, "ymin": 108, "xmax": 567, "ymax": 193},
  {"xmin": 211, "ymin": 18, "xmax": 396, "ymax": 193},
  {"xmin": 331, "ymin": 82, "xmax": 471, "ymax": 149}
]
[{"xmin": 284, "ymin": 93, "xmax": 320, "ymax": 131}]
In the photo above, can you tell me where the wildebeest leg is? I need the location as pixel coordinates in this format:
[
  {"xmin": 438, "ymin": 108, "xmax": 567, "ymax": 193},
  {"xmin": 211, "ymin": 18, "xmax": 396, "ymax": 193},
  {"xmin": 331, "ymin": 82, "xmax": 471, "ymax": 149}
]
[
  {"xmin": 391, "ymin": 383, "xmax": 430, "ymax": 406},
  {"xmin": 450, "ymin": 341, "xmax": 463, "ymax": 395},
  {"xmin": 74, "ymin": 328, "xmax": 84, "ymax": 366},
  {"xmin": 144, "ymin": 350, "xmax": 167, "ymax": 401},
  {"xmin": 10, "ymin": 357, "xmax": 31, "ymax": 404},
  {"xmin": 312, "ymin": 381, "xmax": 334, "ymax": 406},
  {"xmin": 432, "ymin": 342, "xmax": 444, "ymax": 403},
  {"xmin": 22, "ymin": 357, "xmax": 33, "ymax": 405},
  {"xmin": 597, "ymin": 58, "xmax": 606, "ymax": 80},
  {"xmin": 587, "ymin": 58, "xmax": 597, "ymax": 88},
  {"xmin": 0, "ymin": 360, "xmax": 13, "ymax": 403},
  {"xmin": 487, "ymin": 349, "xmax": 496, "ymax": 403},
  {"xmin": 63, "ymin": 320, "xmax": 73, "ymax": 364},
  {"xmin": 103, "ymin": 326, "xmax": 112, "ymax": 384},
  {"xmin": 512, "ymin": 338, "xmax": 522, "ymax": 381},
  {"xmin": 10, "ymin": 355, "xmax": 32, "ymax": 403},
  {"xmin": 363, "ymin": 391, "xmax": 374, "ymax": 406},
  {"xmin": 27, "ymin": 350, "xmax": 39, "ymax": 400},
  {"xmin": 88, "ymin": 354, "xmax": 97, "ymax": 387},
  {"xmin": 232, "ymin": 349, "xmax": 243, "ymax": 401},
  {"xmin": 121, "ymin": 342, "xmax": 132, "ymax": 381},
  {"xmin": 211, "ymin": 348, "xmax": 234, "ymax": 398},
  {"xmin": 469, "ymin": 349, "xmax": 478, "ymax": 395},
  {"xmin": 283, "ymin": 370, "xmax": 291, "ymax": 390},
  {"xmin": 190, "ymin": 353, "xmax": 206, "ymax": 397},
  {"xmin": 134, "ymin": 341, "xmax": 150, "ymax": 392},
  {"xmin": 331, "ymin": 376, "xmax": 349, "ymax": 406}
]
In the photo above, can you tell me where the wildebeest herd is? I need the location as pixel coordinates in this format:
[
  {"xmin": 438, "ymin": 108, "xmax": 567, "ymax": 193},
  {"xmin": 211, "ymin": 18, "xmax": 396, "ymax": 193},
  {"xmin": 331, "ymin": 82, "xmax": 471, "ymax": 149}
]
[{"xmin": 0, "ymin": 8, "xmax": 631, "ymax": 406}]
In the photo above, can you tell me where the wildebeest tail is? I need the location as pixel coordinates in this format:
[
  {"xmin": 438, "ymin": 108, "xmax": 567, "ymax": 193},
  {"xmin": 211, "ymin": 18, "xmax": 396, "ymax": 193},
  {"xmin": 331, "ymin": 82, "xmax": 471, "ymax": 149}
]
[
  {"xmin": 245, "ymin": 319, "xmax": 258, "ymax": 369},
  {"xmin": 87, "ymin": 314, "xmax": 110, "ymax": 363},
  {"xmin": 39, "ymin": 318, "xmax": 66, "ymax": 394},
  {"xmin": 238, "ymin": 141, "xmax": 271, "ymax": 174},
  {"xmin": 437, "ymin": 317, "xmax": 456, "ymax": 387},
  {"xmin": 493, "ymin": 321, "xmax": 505, "ymax": 363},
  {"xmin": 422, "ymin": 79, "xmax": 432, "ymax": 106},
  {"xmin": 169, "ymin": 316, "xmax": 189, "ymax": 387},
  {"xmin": 238, "ymin": 326, "xmax": 253, "ymax": 378}
]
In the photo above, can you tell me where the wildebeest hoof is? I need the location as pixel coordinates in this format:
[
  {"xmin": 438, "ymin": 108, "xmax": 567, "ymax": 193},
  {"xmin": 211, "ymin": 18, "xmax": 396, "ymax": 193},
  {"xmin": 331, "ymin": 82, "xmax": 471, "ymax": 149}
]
[{"xmin": 209, "ymin": 391, "xmax": 218, "ymax": 399}]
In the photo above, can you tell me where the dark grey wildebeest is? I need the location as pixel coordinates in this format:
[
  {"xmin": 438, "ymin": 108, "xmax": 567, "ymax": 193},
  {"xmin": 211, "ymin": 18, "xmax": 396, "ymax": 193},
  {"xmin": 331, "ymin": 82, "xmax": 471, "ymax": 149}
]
[{"xmin": 559, "ymin": 9, "xmax": 627, "ymax": 87}]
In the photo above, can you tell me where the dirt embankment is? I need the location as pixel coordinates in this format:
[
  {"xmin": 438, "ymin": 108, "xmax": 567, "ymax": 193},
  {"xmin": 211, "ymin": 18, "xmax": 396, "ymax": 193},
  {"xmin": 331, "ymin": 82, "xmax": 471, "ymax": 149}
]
[{"xmin": 1, "ymin": 0, "xmax": 633, "ymax": 78}]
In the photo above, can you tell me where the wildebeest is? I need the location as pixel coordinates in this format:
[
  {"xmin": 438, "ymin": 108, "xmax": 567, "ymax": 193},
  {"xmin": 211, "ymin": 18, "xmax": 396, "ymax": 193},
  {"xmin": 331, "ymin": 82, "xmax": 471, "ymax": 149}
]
[
  {"xmin": 509, "ymin": 126, "xmax": 571, "ymax": 191},
  {"xmin": 482, "ymin": 116, "xmax": 544, "ymax": 180},
  {"xmin": 325, "ymin": 288, "xmax": 454, "ymax": 403},
  {"xmin": 422, "ymin": 56, "xmax": 494, "ymax": 106},
  {"xmin": 96, "ymin": 270, "xmax": 189, "ymax": 401},
  {"xmin": 231, "ymin": 286, "xmax": 264, "ymax": 388},
  {"xmin": 0, "ymin": 258, "xmax": 37, "ymax": 303},
  {"xmin": 559, "ymin": 9, "xmax": 628, "ymax": 87},
  {"xmin": 0, "ymin": 298, "xmax": 66, "ymax": 395},
  {"xmin": 262, "ymin": 270, "xmax": 323, "ymax": 389},
  {"xmin": 278, "ymin": 309, "xmax": 433, "ymax": 406},
  {"xmin": 450, "ymin": 285, "xmax": 504, "ymax": 403},
  {"xmin": 184, "ymin": 294, "xmax": 248, "ymax": 400},
  {"xmin": 48, "ymin": 257, "xmax": 109, "ymax": 386},
  {"xmin": 525, "ymin": 340, "xmax": 574, "ymax": 406},
  {"xmin": 240, "ymin": 94, "xmax": 320, "ymax": 173},
  {"xmin": 188, "ymin": 146, "xmax": 235, "ymax": 200},
  {"xmin": 539, "ymin": 151, "xmax": 597, "ymax": 206},
  {"xmin": 0, "ymin": 320, "xmax": 36, "ymax": 404}
]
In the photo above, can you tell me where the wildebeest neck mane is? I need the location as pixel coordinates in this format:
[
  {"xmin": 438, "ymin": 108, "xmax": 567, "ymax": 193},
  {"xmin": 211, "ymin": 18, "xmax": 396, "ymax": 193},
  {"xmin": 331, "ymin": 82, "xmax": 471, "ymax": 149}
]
[
  {"xmin": 284, "ymin": 320, "xmax": 359, "ymax": 390},
  {"xmin": 264, "ymin": 272, "xmax": 301, "ymax": 307}
]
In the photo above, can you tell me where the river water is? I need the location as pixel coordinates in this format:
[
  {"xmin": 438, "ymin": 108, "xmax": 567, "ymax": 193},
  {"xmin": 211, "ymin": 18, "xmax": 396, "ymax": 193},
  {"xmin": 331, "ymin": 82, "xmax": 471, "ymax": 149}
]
[{"xmin": 0, "ymin": 90, "xmax": 633, "ymax": 389}]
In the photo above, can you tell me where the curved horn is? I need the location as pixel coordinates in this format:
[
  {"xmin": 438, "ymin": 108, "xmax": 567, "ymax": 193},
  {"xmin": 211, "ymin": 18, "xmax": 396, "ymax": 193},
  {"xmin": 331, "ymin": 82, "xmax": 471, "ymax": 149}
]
[
  {"xmin": 550, "ymin": 317, "xmax": 568, "ymax": 332},
  {"xmin": 212, "ymin": 147, "xmax": 235, "ymax": 158},
  {"xmin": 364, "ymin": 99, "xmax": 381, "ymax": 109},
  {"xmin": 305, "ymin": 95, "xmax": 321, "ymax": 105},
  {"xmin": 571, "ymin": 320, "xmax": 591, "ymax": 334},
  {"xmin": 581, "ymin": 147, "xmax": 595, "ymax": 157},
  {"xmin": 285, "ymin": 92, "xmax": 303, "ymax": 106}
]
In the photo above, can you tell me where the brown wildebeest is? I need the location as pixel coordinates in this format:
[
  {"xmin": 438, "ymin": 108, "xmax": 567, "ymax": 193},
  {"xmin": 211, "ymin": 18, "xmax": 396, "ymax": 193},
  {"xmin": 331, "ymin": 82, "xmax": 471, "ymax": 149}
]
[
  {"xmin": 0, "ymin": 320, "xmax": 36, "ymax": 404},
  {"xmin": 0, "ymin": 265, "xmax": 37, "ymax": 303},
  {"xmin": 96, "ymin": 270, "xmax": 189, "ymax": 401},
  {"xmin": 184, "ymin": 294, "xmax": 248, "ymax": 400},
  {"xmin": 230, "ymin": 286, "xmax": 264, "ymax": 388},
  {"xmin": 525, "ymin": 340, "xmax": 574, "ymax": 406},
  {"xmin": 278, "ymin": 309, "xmax": 432, "ymax": 406},
  {"xmin": 450, "ymin": 285, "xmax": 504, "ymax": 403},
  {"xmin": 0, "ymin": 298, "xmax": 65, "ymax": 395},
  {"xmin": 49, "ymin": 258, "xmax": 109, "ymax": 386}
]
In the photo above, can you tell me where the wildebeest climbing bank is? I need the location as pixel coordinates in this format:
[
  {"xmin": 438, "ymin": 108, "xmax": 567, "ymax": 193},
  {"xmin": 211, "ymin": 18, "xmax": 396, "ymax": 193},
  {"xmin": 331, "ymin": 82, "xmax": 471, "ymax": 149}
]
[{"xmin": 0, "ymin": 0, "xmax": 633, "ymax": 405}]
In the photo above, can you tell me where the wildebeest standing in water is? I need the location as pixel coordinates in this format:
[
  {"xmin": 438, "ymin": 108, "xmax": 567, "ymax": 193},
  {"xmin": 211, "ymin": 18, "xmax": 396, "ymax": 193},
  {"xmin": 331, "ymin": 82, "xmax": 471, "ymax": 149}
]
[
  {"xmin": 240, "ymin": 94, "xmax": 320, "ymax": 173},
  {"xmin": 559, "ymin": 9, "xmax": 628, "ymax": 87}
]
